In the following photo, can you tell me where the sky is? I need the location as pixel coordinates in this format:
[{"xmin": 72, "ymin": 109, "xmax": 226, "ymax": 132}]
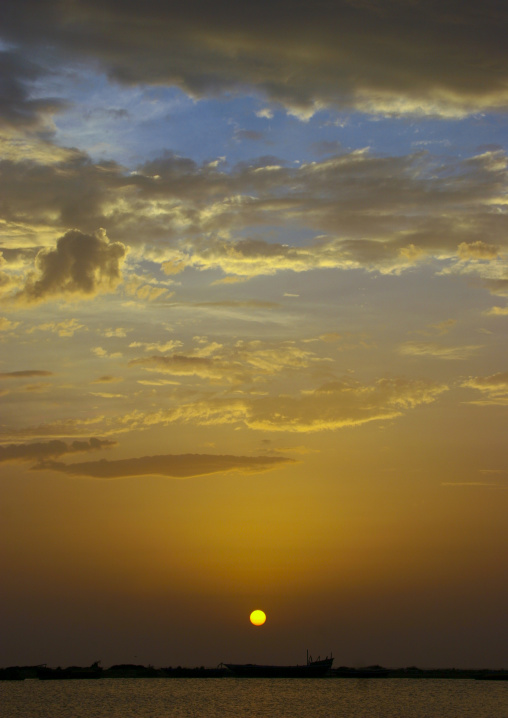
[{"xmin": 0, "ymin": 0, "xmax": 507, "ymax": 670}]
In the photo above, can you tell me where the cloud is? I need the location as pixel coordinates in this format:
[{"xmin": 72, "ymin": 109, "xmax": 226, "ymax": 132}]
[
  {"xmin": 0, "ymin": 415, "xmax": 109, "ymax": 442},
  {"xmin": 0, "ymin": 369, "xmax": 53, "ymax": 378},
  {"xmin": 123, "ymin": 273, "xmax": 174, "ymax": 302},
  {"xmin": 0, "ymin": 437, "xmax": 116, "ymax": 463},
  {"xmin": 27, "ymin": 318, "xmax": 86, "ymax": 336},
  {"xmin": 0, "ymin": 146, "xmax": 506, "ymax": 289},
  {"xmin": 428, "ymin": 320, "xmax": 457, "ymax": 336},
  {"xmin": 244, "ymin": 377, "xmax": 448, "ymax": 432},
  {"xmin": 458, "ymin": 241, "xmax": 500, "ymax": 260},
  {"xmin": 101, "ymin": 327, "xmax": 131, "ymax": 337},
  {"xmin": 91, "ymin": 346, "xmax": 122, "ymax": 359},
  {"xmin": 161, "ymin": 259, "xmax": 186, "ymax": 275},
  {"xmin": 89, "ymin": 391, "xmax": 125, "ymax": 399},
  {"xmin": 0, "ymin": 317, "xmax": 20, "ymax": 331},
  {"xmin": 91, "ymin": 375, "xmax": 124, "ymax": 384},
  {"xmin": 128, "ymin": 340, "xmax": 325, "ymax": 384},
  {"xmin": 22, "ymin": 383, "xmax": 51, "ymax": 393},
  {"xmin": 193, "ymin": 300, "xmax": 278, "ymax": 309},
  {"xmin": 123, "ymin": 148, "xmax": 506, "ymax": 281},
  {"xmin": 462, "ymin": 371, "xmax": 508, "ymax": 405},
  {"xmin": 398, "ymin": 341, "xmax": 482, "ymax": 360},
  {"xmin": 3, "ymin": 1, "xmax": 508, "ymax": 118},
  {"xmin": 13, "ymin": 229, "xmax": 126, "ymax": 304},
  {"xmin": 116, "ymin": 376, "xmax": 448, "ymax": 434},
  {"xmin": 129, "ymin": 340, "xmax": 183, "ymax": 353},
  {"xmin": 0, "ymin": 50, "xmax": 68, "ymax": 131},
  {"xmin": 232, "ymin": 340, "xmax": 321, "ymax": 374},
  {"xmin": 485, "ymin": 306, "xmax": 508, "ymax": 316},
  {"xmin": 128, "ymin": 354, "xmax": 225, "ymax": 380},
  {"xmin": 34, "ymin": 452, "xmax": 295, "ymax": 479}
]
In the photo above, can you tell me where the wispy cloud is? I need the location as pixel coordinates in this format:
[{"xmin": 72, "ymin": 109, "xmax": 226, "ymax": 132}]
[
  {"xmin": 0, "ymin": 369, "xmax": 53, "ymax": 378},
  {"xmin": 462, "ymin": 371, "xmax": 508, "ymax": 404},
  {"xmin": 398, "ymin": 342, "xmax": 482, "ymax": 360},
  {"xmin": 27, "ymin": 318, "xmax": 86, "ymax": 336},
  {"xmin": 0, "ymin": 437, "xmax": 116, "ymax": 463},
  {"xmin": 113, "ymin": 376, "xmax": 448, "ymax": 434}
]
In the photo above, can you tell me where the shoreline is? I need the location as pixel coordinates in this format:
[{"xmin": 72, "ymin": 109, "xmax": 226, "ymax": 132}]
[{"xmin": 1, "ymin": 664, "xmax": 508, "ymax": 681}]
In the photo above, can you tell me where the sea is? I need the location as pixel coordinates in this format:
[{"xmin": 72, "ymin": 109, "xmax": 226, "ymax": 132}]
[{"xmin": 1, "ymin": 678, "xmax": 508, "ymax": 718}]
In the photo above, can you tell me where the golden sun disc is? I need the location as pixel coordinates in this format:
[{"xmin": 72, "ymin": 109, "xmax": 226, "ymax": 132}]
[{"xmin": 249, "ymin": 609, "xmax": 266, "ymax": 626}]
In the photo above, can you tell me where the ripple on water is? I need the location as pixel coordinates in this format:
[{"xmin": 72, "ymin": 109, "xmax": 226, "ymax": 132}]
[{"xmin": 1, "ymin": 678, "xmax": 508, "ymax": 718}]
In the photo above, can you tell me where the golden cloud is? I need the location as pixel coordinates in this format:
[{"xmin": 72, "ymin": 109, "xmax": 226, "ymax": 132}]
[
  {"xmin": 128, "ymin": 354, "xmax": 225, "ymax": 380},
  {"xmin": 27, "ymin": 318, "xmax": 86, "ymax": 337},
  {"xmin": 485, "ymin": 306, "xmax": 508, "ymax": 316},
  {"xmin": 398, "ymin": 342, "xmax": 482, "ymax": 360},
  {"xmin": 458, "ymin": 241, "xmax": 500, "ymax": 260},
  {"xmin": 128, "ymin": 340, "xmax": 325, "ymax": 385},
  {"xmin": 462, "ymin": 371, "xmax": 508, "ymax": 404},
  {"xmin": 0, "ymin": 317, "xmax": 20, "ymax": 331},
  {"xmin": 115, "ymin": 376, "xmax": 448, "ymax": 434}
]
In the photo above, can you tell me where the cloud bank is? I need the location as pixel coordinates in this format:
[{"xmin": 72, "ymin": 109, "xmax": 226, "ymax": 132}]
[
  {"xmin": 3, "ymin": 0, "xmax": 508, "ymax": 117},
  {"xmin": 2, "ymin": 147, "xmax": 506, "ymax": 297}
]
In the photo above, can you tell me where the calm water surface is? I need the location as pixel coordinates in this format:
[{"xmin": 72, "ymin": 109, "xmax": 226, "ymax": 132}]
[{"xmin": 2, "ymin": 678, "xmax": 508, "ymax": 718}]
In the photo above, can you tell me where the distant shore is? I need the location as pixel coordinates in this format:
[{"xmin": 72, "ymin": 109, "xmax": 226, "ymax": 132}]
[{"xmin": 1, "ymin": 663, "xmax": 507, "ymax": 681}]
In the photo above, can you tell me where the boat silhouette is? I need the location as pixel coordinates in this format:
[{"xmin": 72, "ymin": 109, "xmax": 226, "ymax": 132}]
[{"xmin": 223, "ymin": 652, "xmax": 333, "ymax": 678}]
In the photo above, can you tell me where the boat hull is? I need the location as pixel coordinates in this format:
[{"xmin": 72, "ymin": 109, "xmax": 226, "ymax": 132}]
[{"xmin": 224, "ymin": 658, "xmax": 333, "ymax": 678}]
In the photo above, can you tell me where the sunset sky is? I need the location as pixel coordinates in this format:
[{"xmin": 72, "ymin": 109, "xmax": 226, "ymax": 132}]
[{"xmin": 1, "ymin": 0, "xmax": 507, "ymax": 670}]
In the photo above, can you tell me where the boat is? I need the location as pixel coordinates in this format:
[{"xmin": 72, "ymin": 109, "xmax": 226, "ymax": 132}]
[{"xmin": 223, "ymin": 652, "xmax": 333, "ymax": 678}]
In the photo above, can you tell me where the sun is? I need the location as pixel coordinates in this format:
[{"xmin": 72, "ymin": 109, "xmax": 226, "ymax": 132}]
[{"xmin": 249, "ymin": 609, "xmax": 266, "ymax": 626}]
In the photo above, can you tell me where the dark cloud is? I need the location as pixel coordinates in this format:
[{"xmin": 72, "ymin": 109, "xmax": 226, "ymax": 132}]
[
  {"xmin": 2, "ymin": 0, "xmax": 508, "ymax": 116},
  {"xmin": 0, "ymin": 50, "xmax": 68, "ymax": 130},
  {"xmin": 15, "ymin": 229, "xmax": 126, "ymax": 304},
  {"xmin": 0, "ymin": 437, "xmax": 116, "ymax": 463},
  {"xmin": 34, "ymin": 452, "xmax": 295, "ymax": 478},
  {"xmin": 0, "ymin": 156, "xmax": 122, "ymax": 232},
  {"xmin": 0, "ymin": 369, "xmax": 53, "ymax": 378}
]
